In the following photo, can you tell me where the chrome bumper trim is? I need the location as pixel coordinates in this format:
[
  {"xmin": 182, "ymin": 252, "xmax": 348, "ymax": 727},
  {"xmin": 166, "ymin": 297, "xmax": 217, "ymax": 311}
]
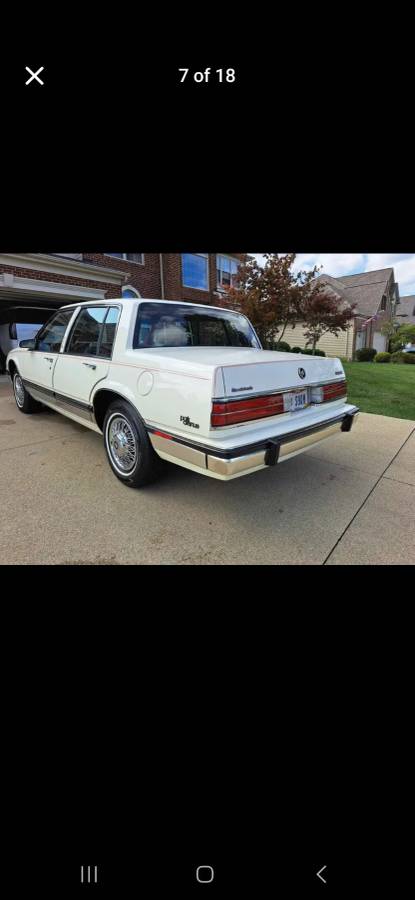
[
  {"xmin": 150, "ymin": 433, "xmax": 208, "ymax": 470},
  {"xmin": 149, "ymin": 408, "xmax": 359, "ymax": 478}
]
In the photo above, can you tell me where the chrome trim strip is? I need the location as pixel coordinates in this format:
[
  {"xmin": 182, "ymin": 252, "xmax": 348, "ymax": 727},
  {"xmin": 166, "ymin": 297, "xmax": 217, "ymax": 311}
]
[
  {"xmin": 207, "ymin": 450, "xmax": 266, "ymax": 476},
  {"xmin": 52, "ymin": 397, "xmax": 94, "ymax": 421},
  {"xmin": 213, "ymin": 378, "xmax": 346, "ymax": 402},
  {"xmin": 23, "ymin": 378, "xmax": 94, "ymax": 417},
  {"xmin": 149, "ymin": 433, "xmax": 207, "ymax": 469}
]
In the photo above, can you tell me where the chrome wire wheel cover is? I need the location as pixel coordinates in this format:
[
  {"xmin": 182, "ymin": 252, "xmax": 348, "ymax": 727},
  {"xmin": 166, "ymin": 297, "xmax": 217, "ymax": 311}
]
[
  {"xmin": 107, "ymin": 415, "xmax": 138, "ymax": 474},
  {"xmin": 14, "ymin": 374, "xmax": 25, "ymax": 408}
]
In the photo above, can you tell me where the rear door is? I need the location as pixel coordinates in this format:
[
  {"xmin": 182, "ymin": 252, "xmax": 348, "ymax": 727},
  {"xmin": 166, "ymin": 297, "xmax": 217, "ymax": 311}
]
[{"xmin": 53, "ymin": 305, "xmax": 120, "ymax": 404}]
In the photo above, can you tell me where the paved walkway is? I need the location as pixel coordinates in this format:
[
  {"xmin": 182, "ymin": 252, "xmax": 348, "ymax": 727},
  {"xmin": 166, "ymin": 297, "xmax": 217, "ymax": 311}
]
[{"xmin": 1, "ymin": 376, "xmax": 414, "ymax": 565}]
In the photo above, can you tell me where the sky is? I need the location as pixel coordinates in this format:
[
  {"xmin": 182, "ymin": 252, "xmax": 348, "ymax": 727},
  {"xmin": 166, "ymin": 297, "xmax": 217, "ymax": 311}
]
[{"xmin": 251, "ymin": 254, "xmax": 415, "ymax": 296}]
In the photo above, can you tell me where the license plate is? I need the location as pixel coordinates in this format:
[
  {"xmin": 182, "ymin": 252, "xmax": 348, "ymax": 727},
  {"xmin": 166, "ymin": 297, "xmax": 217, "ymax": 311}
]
[{"xmin": 283, "ymin": 389, "xmax": 309, "ymax": 412}]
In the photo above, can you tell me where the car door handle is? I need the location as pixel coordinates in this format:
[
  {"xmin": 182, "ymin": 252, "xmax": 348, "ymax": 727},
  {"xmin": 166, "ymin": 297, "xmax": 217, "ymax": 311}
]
[
  {"xmin": 44, "ymin": 357, "xmax": 54, "ymax": 363},
  {"xmin": 83, "ymin": 362, "xmax": 97, "ymax": 370}
]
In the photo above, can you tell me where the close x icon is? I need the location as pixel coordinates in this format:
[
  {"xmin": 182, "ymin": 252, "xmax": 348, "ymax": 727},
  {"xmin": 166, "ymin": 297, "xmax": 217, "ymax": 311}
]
[{"xmin": 25, "ymin": 66, "xmax": 45, "ymax": 85}]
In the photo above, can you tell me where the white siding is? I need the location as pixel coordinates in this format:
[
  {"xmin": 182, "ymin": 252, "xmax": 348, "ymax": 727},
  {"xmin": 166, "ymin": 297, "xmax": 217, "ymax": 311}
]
[
  {"xmin": 372, "ymin": 332, "xmax": 387, "ymax": 353},
  {"xmin": 281, "ymin": 322, "xmax": 354, "ymax": 359}
]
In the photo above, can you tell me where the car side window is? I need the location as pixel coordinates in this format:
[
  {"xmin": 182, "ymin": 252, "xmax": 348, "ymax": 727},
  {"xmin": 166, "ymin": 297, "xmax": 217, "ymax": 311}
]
[
  {"xmin": 65, "ymin": 307, "xmax": 119, "ymax": 358},
  {"xmin": 36, "ymin": 310, "xmax": 75, "ymax": 353},
  {"xmin": 97, "ymin": 307, "xmax": 120, "ymax": 358}
]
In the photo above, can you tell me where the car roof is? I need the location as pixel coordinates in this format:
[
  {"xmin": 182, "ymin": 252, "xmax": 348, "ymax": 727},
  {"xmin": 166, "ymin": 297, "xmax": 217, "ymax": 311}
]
[{"xmin": 60, "ymin": 298, "xmax": 243, "ymax": 315}]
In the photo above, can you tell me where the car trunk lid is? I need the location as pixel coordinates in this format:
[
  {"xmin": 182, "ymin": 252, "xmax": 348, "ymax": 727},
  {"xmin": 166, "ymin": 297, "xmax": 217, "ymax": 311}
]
[{"xmin": 217, "ymin": 351, "xmax": 345, "ymax": 397}]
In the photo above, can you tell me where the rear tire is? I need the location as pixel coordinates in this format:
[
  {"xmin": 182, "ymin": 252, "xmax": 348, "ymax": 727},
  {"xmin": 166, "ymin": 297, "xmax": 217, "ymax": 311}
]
[
  {"xmin": 12, "ymin": 372, "xmax": 41, "ymax": 414},
  {"xmin": 103, "ymin": 400, "xmax": 164, "ymax": 488}
]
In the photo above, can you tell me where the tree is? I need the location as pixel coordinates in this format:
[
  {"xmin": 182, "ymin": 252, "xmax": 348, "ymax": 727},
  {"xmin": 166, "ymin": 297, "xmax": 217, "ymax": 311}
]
[
  {"xmin": 381, "ymin": 319, "xmax": 402, "ymax": 352},
  {"xmin": 218, "ymin": 253, "xmax": 355, "ymax": 352},
  {"xmin": 217, "ymin": 253, "xmax": 321, "ymax": 348},
  {"xmin": 300, "ymin": 288, "xmax": 356, "ymax": 354},
  {"xmin": 391, "ymin": 323, "xmax": 415, "ymax": 351}
]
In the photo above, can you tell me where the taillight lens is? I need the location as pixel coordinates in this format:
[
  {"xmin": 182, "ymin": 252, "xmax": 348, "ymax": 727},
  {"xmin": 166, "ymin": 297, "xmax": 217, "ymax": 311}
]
[
  {"xmin": 311, "ymin": 380, "xmax": 347, "ymax": 403},
  {"xmin": 211, "ymin": 394, "xmax": 285, "ymax": 427}
]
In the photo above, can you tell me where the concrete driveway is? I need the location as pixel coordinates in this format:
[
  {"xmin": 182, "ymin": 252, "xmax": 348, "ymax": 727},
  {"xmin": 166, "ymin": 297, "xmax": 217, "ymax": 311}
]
[{"xmin": 1, "ymin": 376, "xmax": 414, "ymax": 565}]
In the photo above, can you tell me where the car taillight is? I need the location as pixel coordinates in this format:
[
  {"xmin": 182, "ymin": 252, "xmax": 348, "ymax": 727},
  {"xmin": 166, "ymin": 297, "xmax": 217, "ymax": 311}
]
[
  {"xmin": 211, "ymin": 393, "xmax": 285, "ymax": 427},
  {"xmin": 311, "ymin": 380, "xmax": 347, "ymax": 403}
]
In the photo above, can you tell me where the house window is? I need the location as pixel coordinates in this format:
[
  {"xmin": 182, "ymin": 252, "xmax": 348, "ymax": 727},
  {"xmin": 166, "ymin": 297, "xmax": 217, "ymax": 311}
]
[
  {"xmin": 122, "ymin": 286, "xmax": 141, "ymax": 299},
  {"xmin": 106, "ymin": 253, "xmax": 144, "ymax": 265},
  {"xmin": 381, "ymin": 295, "xmax": 387, "ymax": 310},
  {"xmin": 217, "ymin": 255, "xmax": 239, "ymax": 289},
  {"xmin": 181, "ymin": 253, "xmax": 209, "ymax": 290}
]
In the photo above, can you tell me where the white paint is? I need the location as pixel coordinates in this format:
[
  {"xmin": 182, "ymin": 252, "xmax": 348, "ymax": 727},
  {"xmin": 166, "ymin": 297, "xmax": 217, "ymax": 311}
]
[{"xmin": 6, "ymin": 298, "xmax": 354, "ymax": 482}]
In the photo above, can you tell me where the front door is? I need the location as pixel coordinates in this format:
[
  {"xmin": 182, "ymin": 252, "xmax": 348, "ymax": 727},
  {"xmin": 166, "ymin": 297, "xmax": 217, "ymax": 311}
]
[
  {"xmin": 53, "ymin": 306, "xmax": 120, "ymax": 413},
  {"xmin": 18, "ymin": 308, "xmax": 76, "ymax": 401}
]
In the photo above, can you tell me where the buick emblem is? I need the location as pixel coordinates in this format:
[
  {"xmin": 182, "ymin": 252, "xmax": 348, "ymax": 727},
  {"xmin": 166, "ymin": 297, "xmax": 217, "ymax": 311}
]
[{"xmin": 298, "ymin": 367, "xmax": 306, "ymax": 379}]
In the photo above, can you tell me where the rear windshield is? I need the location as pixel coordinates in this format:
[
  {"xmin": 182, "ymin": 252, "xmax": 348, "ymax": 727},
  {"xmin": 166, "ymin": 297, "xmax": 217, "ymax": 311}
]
[{"xmin": 133, "ymin": 303, "xmax": 260, "ymax": 349}]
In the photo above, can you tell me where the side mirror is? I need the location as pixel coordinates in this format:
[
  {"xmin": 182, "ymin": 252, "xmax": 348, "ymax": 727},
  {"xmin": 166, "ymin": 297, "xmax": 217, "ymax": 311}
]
[{"xmin": 19, "ymin": 339, "xmax": 36, "ymax": 349}]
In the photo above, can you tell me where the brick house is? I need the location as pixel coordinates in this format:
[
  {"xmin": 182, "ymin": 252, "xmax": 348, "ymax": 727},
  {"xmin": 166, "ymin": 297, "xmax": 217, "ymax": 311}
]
[
  {"xmin": 0, "ymin": 253, "xmax": 245, "ymax": 369},
  {"xmin": 287, "ymin": 267, "xmax": 400, "ymax": 358},
  {"xmin": 82, "ymin": 254, "xmax": 246, "ymax": 305}
]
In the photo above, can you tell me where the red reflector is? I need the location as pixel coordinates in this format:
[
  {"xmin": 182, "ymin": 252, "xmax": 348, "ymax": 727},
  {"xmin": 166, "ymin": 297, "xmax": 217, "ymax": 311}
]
[
  {"xmin": 211, "ymin": 393, "xmax": 285, "ymax": 427},
  {"xmin": 153, "ymin": 430, "xmax": 172, "ymax": 440},
  {"xmin": 322, "ymin": 380, "xmax": 347, "ymax": 401}
]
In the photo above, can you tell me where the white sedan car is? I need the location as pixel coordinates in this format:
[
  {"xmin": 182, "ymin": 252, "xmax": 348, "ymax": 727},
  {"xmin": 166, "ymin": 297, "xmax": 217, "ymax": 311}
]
[{"xmin": 6, "ymin": 298, "xmax": 359, "ymax": 487}]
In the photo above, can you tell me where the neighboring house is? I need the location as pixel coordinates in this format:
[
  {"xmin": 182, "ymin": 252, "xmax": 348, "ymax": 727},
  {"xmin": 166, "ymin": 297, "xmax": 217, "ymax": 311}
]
[
  {"xmin": 396, "ymin": 295, "xmax": 415, "ymax": 326},
  {"xmin": 0, "ymin": 253, "xmax": 245, "ymax": 369},
  {"xmin": 287, "ymin": 268, "xmax": 400, "ymax": 358}
]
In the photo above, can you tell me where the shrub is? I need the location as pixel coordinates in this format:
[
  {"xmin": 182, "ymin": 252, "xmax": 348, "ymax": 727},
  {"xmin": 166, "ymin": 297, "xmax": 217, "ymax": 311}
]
[
  {"xmin": 301, "ymin": 348, "xmax": 326, "ymax": 356},
  {"xmin": 291, "ymin": 346, "xmax": 303, "ymax": 353},
  {"xmin": 403, "ymin": 352, "xmax": 415, "ymax": 364},
  {"xmin": 390, "ymin": 351, "xmax": 407, "ymax": 364},
  {"xmin": 355, "ymin": 348, "xmax": 377, "ymax": 362},
  {"xmin": 274, "ymin": 341, "xmax": 291, "ymax": 352},
  {"xmin": 374, "ymin": 352, "xmax": 391, "ymax": 363}
]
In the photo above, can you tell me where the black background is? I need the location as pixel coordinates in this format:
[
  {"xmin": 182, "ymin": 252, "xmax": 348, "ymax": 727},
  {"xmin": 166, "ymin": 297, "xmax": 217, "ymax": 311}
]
[{"xmin": 1, "ymin": 13, "xmax": 411, "ymax": 896}]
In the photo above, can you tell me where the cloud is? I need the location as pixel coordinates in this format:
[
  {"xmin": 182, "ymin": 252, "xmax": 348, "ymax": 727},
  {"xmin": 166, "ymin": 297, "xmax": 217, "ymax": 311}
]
[
  {"xmin": 365, "ymin": 254, "xmax": 415, "ymax": 291},
  {"xmin": 250, "ymin": 253, "xmax": 415, "ymax": 295},
  {"xmin": 293, "ymin": 254, "xmax": 366, "ymax": 275}
]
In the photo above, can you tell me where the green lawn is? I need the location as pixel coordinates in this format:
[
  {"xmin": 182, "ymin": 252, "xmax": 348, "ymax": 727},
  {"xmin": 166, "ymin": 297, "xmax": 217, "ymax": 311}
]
[{"xmin": 342, "ymin": 362, "xmax": 415, "ymax": 420}]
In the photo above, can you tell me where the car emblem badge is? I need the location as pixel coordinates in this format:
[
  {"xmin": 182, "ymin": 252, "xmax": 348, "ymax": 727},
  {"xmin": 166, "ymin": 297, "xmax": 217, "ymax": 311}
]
[{"xmin": 298, "ymin": 367, "xmax": 306, "ymax": 379}]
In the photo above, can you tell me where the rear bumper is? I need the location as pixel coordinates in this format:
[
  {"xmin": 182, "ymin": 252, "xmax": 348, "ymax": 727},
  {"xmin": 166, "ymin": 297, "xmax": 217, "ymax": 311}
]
[{"xmin": 148, "ymin": 406, "xmax": 359, "ymax": 480}]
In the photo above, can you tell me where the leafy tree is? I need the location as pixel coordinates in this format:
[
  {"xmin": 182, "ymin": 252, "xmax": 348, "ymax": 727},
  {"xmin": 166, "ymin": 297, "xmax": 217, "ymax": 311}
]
[
  {"xmin": 394, "ymin": 323, "xmax": 415, "ymax": 349},
  {"xmin": 218, "ymin": 253, "xmax": 355, "ymax": 353},
  {"xmin": 381, "ymin": 319, "xmax": 399, "ymax": 351},
  {"xmin": 301, "ymin": 289, "xmax": 356, "ymax": 354},
  {"xmin": 217, "ymin": 253, "xmax": 321, "ymax": 348}
]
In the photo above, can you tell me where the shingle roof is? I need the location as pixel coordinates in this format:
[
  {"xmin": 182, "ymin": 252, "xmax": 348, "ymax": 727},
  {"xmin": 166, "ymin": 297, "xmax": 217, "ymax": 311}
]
[
  {"xmin": 338, "ymin": 268, "xmax": 394, "ymax": 287},
  {"xmin": 396, "ymin": 295, "xmax": 415, "ymax": 324},
  {"xmin": 315, "ymin": 274, "xmax": 350, "ymax": 303},
  {"xmin": 319, "ymin": 268, "xmax": 394, "ymax": 318}
]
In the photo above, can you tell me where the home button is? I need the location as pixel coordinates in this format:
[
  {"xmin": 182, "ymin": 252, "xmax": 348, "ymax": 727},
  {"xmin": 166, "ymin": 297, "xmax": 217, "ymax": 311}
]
[{"xmin": 196, "ymin": 865, "xmax": 214, "ymax": 883}]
